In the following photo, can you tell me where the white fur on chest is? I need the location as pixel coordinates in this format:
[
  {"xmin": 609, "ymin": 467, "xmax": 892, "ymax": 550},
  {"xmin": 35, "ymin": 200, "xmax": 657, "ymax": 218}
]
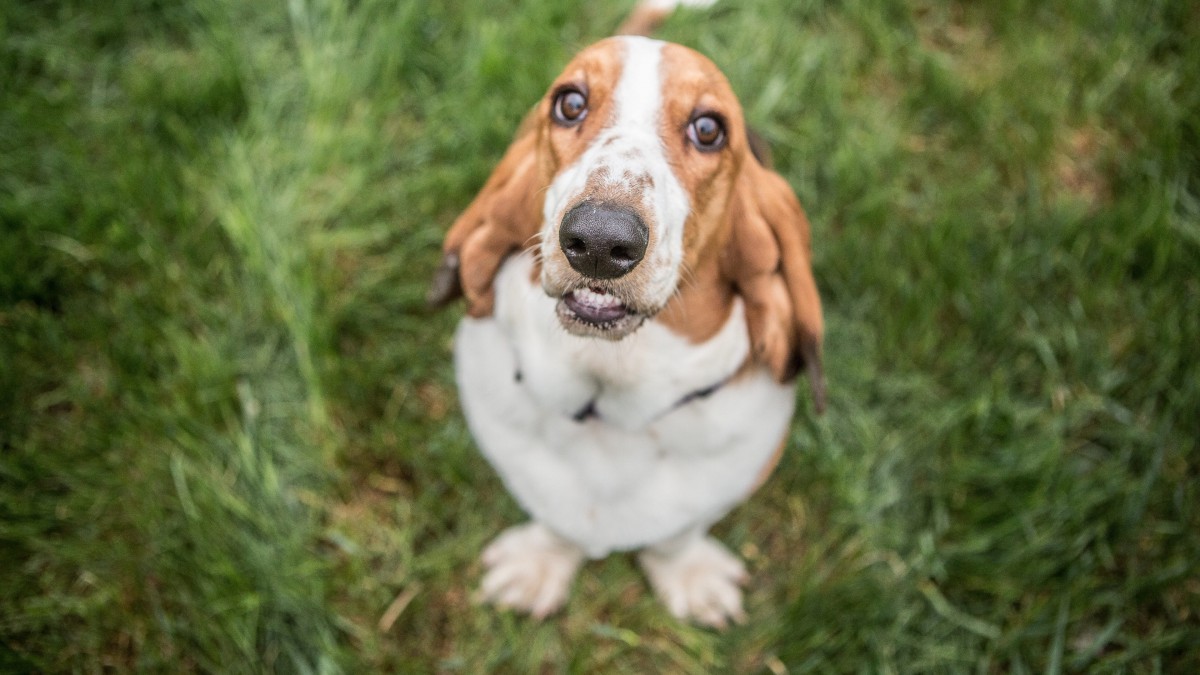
[{"xmin": 454, "ymin": 253, "xmax": 795, "ymax": 558}]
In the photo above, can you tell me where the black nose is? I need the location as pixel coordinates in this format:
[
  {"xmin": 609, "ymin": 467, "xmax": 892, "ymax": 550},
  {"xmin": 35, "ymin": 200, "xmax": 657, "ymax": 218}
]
[{"xmin": 558, "ymin": 202, "xmax": 649, "ymax": 280}]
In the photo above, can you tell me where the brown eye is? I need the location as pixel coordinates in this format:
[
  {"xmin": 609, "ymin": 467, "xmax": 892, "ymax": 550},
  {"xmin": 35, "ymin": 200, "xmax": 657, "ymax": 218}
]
[
  {"xmin": 687, "ymin": 114, "xmax": 726, "ymax": 151},
  {"xmin": 552, "ymin": 88, "xmax": 588, "ymax": 126}
]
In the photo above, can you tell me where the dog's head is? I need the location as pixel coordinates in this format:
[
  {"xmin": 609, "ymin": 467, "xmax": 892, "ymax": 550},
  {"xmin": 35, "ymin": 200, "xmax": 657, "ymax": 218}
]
[{"xmin": 431, "ymin": 36, "xmax": 825, "ymax": 410}]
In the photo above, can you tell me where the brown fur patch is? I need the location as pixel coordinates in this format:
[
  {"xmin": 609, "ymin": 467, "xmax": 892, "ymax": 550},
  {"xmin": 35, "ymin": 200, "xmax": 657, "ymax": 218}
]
[
  {"xmin": 652, "ymin": 44, "xmax": 746, "ymax": 343},
  {"xmin": 722, "ymin": 163, "xmax": 826, "ymax": 411},
  {"xmin": 438, "ymin": 42, "xmax": 629, "ymax": 316}
]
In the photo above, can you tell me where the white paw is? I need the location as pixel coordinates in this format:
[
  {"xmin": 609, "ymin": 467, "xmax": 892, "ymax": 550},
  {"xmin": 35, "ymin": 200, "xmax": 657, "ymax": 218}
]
[
  {"xmin": 478, "ymin": 523, "xmax": 584, "ymax": 619},
  {"xmin": 639, "ymin": 536, "xmax": 749, "ymax": 629}
]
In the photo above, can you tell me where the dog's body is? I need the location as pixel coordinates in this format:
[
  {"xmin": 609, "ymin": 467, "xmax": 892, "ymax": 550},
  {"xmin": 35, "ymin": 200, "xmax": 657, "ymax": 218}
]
[
  {"xmin": 431, "ymin": 13, "xmax": 825, "ymax": 627},
  {"xmin": 457, "ymin": 253, "xmax": 795, "ymax": 556}
]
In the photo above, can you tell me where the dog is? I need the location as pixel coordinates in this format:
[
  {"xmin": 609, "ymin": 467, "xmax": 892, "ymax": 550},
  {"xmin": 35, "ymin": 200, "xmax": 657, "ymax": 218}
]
[{"xmin": 428, "ymin": 0, "xmax": 825, "ymax": 628}]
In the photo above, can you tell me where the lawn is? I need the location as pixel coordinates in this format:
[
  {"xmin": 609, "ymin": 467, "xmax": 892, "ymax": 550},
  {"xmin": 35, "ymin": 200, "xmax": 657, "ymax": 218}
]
[{"xmin": 2, "ymin": 0, "xmax": 1197, "ymax": 672}]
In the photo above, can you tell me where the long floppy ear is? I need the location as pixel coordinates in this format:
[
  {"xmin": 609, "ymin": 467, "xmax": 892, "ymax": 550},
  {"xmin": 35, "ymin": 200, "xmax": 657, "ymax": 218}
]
[
  {"xmin": 722, "ymin": 159, "xmax": 827, "ymax": 413},
  {"xmin": 427, "ymin": 118, "xmax": 544, "ymax": 317}
]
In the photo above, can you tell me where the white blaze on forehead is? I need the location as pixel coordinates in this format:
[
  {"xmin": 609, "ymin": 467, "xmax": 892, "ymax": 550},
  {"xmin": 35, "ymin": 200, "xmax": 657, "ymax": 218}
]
[
  {"xmin": 541, "ymin": 36, "xmax": 691, "ymax": 306},
  {"xmin": 612, "ymin": 36, "xmax": 665, "ymax": 142}
]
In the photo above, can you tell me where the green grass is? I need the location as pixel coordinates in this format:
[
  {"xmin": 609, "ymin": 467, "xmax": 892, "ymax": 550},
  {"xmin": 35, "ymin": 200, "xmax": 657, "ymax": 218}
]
[{"xmin": 2, "ymin": 0, "xmax": 1197, "ymax": 671}]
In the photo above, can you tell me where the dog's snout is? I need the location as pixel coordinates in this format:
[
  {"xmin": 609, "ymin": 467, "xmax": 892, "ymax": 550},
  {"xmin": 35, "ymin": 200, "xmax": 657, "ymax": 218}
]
[{"xmin": 559, "ymin": 202, "xmax": 648, "ymax": 280}]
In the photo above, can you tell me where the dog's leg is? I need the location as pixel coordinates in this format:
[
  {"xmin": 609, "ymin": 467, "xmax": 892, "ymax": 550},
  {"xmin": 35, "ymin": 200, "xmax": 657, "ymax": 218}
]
[
  {"xmin": 638, "ymin": 529, "xmax": 749, "ymax": 628},
  {"xmin": 478, "ymin": 522, "xmax": 585, "ymax": 619}
]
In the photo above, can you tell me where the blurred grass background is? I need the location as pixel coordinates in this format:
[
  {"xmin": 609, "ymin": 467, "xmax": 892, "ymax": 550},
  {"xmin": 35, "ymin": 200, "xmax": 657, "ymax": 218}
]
[{"xmin": 1, "ymin": 0, "xmax": 1197, "ymax": 671}]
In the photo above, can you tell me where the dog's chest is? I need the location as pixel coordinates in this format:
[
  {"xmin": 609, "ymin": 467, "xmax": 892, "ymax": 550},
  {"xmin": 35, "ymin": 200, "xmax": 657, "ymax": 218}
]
[
  {"xmin": 454, "ymin": 253, "xmax": 795, "ymax": 555},
  {"xmin": 494, "ymin": 254, "xmax": 748, "ymax": 430}
]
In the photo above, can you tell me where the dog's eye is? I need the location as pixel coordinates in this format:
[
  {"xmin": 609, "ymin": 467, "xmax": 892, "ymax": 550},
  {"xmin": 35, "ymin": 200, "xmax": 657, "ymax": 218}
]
[
  {"xmin": 687, "ymin": 114, "xmax": 726, "ymax": 151},
  {"xmin": 552, "ymin": 88, "xmax": 588, "ymax": 126}
]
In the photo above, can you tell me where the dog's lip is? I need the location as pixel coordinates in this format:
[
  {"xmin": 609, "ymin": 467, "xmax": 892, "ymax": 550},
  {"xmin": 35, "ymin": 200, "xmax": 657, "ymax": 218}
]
[
  {"xmin": 561, "ymin": 286, "xmax": 632, "ymax": 325},
  {"xmin": 553, "ymin": 284, "xmax": 649, "ymax": 340}
]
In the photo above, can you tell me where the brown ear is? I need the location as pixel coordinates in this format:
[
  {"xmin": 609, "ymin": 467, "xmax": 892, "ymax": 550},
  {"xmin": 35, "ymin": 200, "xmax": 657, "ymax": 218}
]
[
  {"xmin": 722, "ymin": 160, "xmax": 827, "ymax": 413},
  {"xmin": 427, "ymin": 118, "xmax": 545, "ymax": 317}
]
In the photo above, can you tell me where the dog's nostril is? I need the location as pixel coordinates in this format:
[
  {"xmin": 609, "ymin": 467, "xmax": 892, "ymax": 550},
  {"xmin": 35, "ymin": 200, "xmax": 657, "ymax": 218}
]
[
  {"xmin": 610, "ymin": 245, "xmax": 631, "ymax": 262},
  {"xmin": 565, "ymin": 238, "xmax": 587, "ymax": 255}
]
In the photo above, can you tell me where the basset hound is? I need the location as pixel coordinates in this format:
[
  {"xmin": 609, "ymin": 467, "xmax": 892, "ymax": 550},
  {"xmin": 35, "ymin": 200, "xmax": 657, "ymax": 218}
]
[{"xmin": 428, "ymin": 0, "xmax": 825, "ymax": 628}]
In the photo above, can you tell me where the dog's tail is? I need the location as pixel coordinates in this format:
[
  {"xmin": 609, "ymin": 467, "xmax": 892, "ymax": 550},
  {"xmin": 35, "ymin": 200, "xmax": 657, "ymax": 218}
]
[{"xmin": 616, "ymin": 0, "xmax": 717, "ymax": 37}]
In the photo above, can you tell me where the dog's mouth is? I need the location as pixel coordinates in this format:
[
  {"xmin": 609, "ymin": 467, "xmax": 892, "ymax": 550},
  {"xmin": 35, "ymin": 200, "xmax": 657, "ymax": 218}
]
[
  {"xmin": 564, "ymin": 286, "xmax": 629, "ymax": 323},
  {"xmin": 555, "ymin": 286, "xmax": 646, "ymax": 339}
]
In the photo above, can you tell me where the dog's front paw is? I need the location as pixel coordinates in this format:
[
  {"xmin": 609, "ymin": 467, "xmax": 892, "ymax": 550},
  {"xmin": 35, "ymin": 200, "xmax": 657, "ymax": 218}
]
[
  {"xmin": 639, "ymin": 535, "xmax": 749, "ymax": 629},
  {"xmin": 479, "ymin": 523, "xmax": 585, "ymax": 619}
]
